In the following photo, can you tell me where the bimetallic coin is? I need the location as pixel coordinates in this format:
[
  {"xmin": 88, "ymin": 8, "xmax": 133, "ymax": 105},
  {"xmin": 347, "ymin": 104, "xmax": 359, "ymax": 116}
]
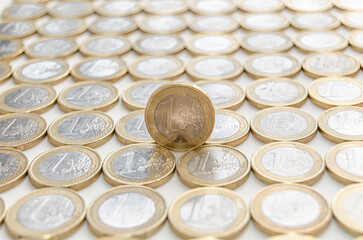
[
  {"xmin": 238, "ymin": 0, "xmax": 284, "ymax": 13},
  {"xmin": 80, "ymin": 36, "xmax": 131, "ymax": 57},
  {"xmin": 318, "ymin": 106, "xmax": 363, "ymax": 143},
  {"xmin": 0, "ymin": 198, "xmax": 4, "ymax": 223},
  {"xmin": 15, "ymin": 0, "xmax": 49, "ymax": 3},
  {"xmin": 0, "ymin": 39, "xmax": 24, "ymax": 60},
  {"xmin": 341, "ymin": 12, "xmax": 363, "ymax": 30},
  {"xmin": 0, "ymin": 62, "xmax": 12, "ymax": 84},
  {"xmin": 252, "ymin": 142, "xmax": 324, "ymax": 185},
  {"xmin": 133, "ymin": 34, "xmax": 184, "ymax": 56},
  {"xmin": 5, "ymin": 188, "xmax": 86, "ymax": 239},
  {"xmin": 145, "ymin": 83, "xmax": 215, "ymax": 152},
  {"xmin": 267, "ymin": 234, "xmax": 321, "ymax": 240},
  {"xmin": 240, "ymin": 13, "xmax": 289, "ymax": 32},
  {"xmin": 177, "ymin": 145, "xmax": 250, "ymax": 189},
  {"xmin": 349, "ymin": 31, "xmax": 363, "ymax": 52},
  {"xmin": 334, "ymin": 0, "xmax": 363, "ymax": 11},
  {"xmin": 48, "ymin": 111, "xmax": 114, "ymax": 148},
  {"xmin": 294, "ymin": 32, "xmax": 347, "ymax": 53},
  {"xmin": 189, "ymin": 0, "xmax": 236, "ymax": 15},
  {"xmin": 302, "ymin": 53, "xmax": 360, "ymax": 78},
  {"xmin": 290, "ymin": 13, "xmax": 340, "ymax": 31},
  {"xmin": 0, "ymin": 20, "xmax": 36, "ymax": 39},
  {"xmin": 189, "ymin": 16, "xmax": 238, "ymax": 34},
  {"xmin": 28, "ymin": 146, "xmax": 102, "ymax": 190},
  {"xmin": 251, "ymin": 107, "xmax": 317, "ymax": 143},
  {"xmin": 244, "ymin": 54, "xmax": 301, "ymax": 78},
  {"xmin": 129, "ymin": 56, "xmax": 184, "ymax": 80},
  {"xmin": 143, "ymin": 0, "xmax": 188, "ymax": 15},
  {"xmin": 139, "ymin": 15, "xmax": 187, "ymax": 34},
  {"xmin": 241, "ymin": 32, "xmax": 293, "ymax": 53},
  {"xmin": 250, "ymin": 183, "xmax": 331, "ymax": 235},
  {"xmin": 308, "ymin": 77, "xmax": 363, "ymax": 109},
  {"xmin": 25, "ymin": 38, "xmax": 78, "ymax": 59},
  {"xmin": 87, "ymin": 186, "xmax": 167, "ymax": 237},
  {"xmin": 97, "ymin": 0, "xmax": 141, "ymax": 17},
  {"xmin": 13, "ymin": 59, "xmax": 70, "ymax": 85},
  {"xmin": 0, "ymin": 113, "xmax": 47, "ymax": 150},
  {"xmin": 49, "ymin": 2, "xmax": 94, "ymax": 18},
  {"xmin": 58, "ymin": 82, "xmax": 119, "ymax": 112},
  {"xmin": 186, "ymin": 35, "xmax": 239, "ymax": 56},
  {"xmin": 38, "ymin": 18, "xmax": 87, "ymax": 37},
  {"xmin": 284, "ymin": 0, "xmax": 333, "ymax": 12},
  {"xmin": 71, "ymin": 57, "xmax": 127, "ymax": 82},
  {"xmin": 246, "ymin": 78, "xmax": 308, "ymax": 109},
  {"xmin": 2, "ymin": 3, "xmax": 47, "ymax": 20},
  {"xmin": 0, "ymin": 148, "xmax": 28, "ymax": 192},
  {"xmin": 90, "ymin": 17, "xmax": 137, "ymax": 36},
  {"xmin": 103, "ymin": 144, "xmax": 175, "ymax": 187},
  {"xmin": 168, "ymin": 187, "xmax": 249, "ymax": 239},
  {"xmin": 0, "ymin": 84, "xmax": 57, "ymax": 114}
]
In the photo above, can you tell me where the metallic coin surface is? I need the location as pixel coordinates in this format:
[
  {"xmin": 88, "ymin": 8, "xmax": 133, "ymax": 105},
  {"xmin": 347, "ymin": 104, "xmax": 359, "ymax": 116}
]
[
  {"xmin": 0, "ymin": 61, "xmax": 12, "ymax": 84},
  {"xmin": 267, "ymin": 234, "xmax": 320, "ymax": 240},
  {"xmin": 89, "ymin": 17, "xmax": 137, "ymax": 35},
  {"xmin": 333, "ymin": 0, "xmax": 363, "ymax": 11},
  {"xmin": 349, "ymin": 31, "xmax": 363, "ymax": 52},
  {"xmin": 168, "ymin": 187, "xmax": 249, "ymax": 239},
  {"xmin": 38, "ymin": 18, "xmax": 87, "ymax": 37},
  {"xmin": 239, "ymin": 0, "xmax": 284, "ymax": 12},
  {"xmin": 240, "ymin": 13, "xmax": 289, "ymax": 32},
  {"xmin": 80, "ymin": 36, "xmax": 131, "ymax": 57},
  {"xmin": 133, "ymin": 34, "xmax": 184, "ymax": 56},
  {"xmin": 145, "ymin": 83, "xmax": 215, "ymax": 152},
  {"xmin": 139, "ymin": 15, "xmax": 187, "ymax": 34},
  {"xmin": 0, "ymin": 39, "xmax": 23, "ymax": 60},
  {"xmin": 143, "ymin": 0, "xmax": 188, "ymax": 15},
  {"xmin": 295, "ymin": 32, "xmax": 347, "ymax": 53},
  {"xmin": 190, "ymin": 0, "xmax": 236, "ymax": 15},
  {"xmin": 341, "ymin": 12, "xmax": 363, "ymax": 29},
  {"xmin": 186, "ymin": 34, "xmax": 239, "ymax": 56},
  {"xmin": 49, "ymin": 2, "xmax": 94, "ymax": 18},
  {"xmin": 290, "ymin": 13, "xmax": 340, "ymax": 31},
  {"xmin": 0, "ymin": 20, "xmax": 36, "ymax": 39},
  {"xmin": 0, "ymin": 197, "xmax": 4, "ymax": 223},
  {"xmin": 284, "ymin": 0, "xmax": 333, "ymax": 12},
  {"xmin": 189, "ymin": 16, "xmax": 238, "ymax": 34},
  {"xmin": 3, "ymin": 3, "xmax": 47, "ymax": 20},
  {"xmin": 96, "ymin": 0, "xmax": 141, "ymax": 16},
  {"xmin": 26, "ymin": 37, "xmax": 78, "ymax": 58},
  {"xmin": 241, "ymin": 32, "xmax": 293, "ymax": 53}
]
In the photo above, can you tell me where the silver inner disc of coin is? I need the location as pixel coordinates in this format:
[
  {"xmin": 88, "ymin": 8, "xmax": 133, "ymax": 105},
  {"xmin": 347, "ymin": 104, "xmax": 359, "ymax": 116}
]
[
  {"xmin": 0, "ymin": 117, "xmax": 38, "ymax": 142},
  {"xmin": 101, "ymin": 1, "xmax": 137, "ymax": 14},
  {"xmin": 195, "ymin": 0, "xmax": 233, "ymax": 12},
  {"xmin": 54, "ymin": 2, "xmax": 90, "ymax": 15},
  {"xmin": 299, "ymin": 32, "xmax": 343, "ymax": 49},
  {"xmin": 136, "ymin": 57, "xmax": 177, "ymax": 76},
  {"xmin": 294, "ymin": 13, "xmax": 336, "ymax": 29},
  {"xmin": 259, "ymin": 112, "xmax": 308, "ymax": 136},
  {"xmin": 130, "ymin": 83, "xmax": 164, "ymax": 105},
  {"xmin": 7, "ymin": 3, "xmax": 43, "ymax": 17},
  {"xmin": 125, "ymin": 113, "xmax": 151, "ymax": 139},
  {"xmin": 0, "ymin": 40, "xmax": 19, "ymax": 56},
  {"xmin": 244, "ymin": 14, "xmax": 285, "ymax": 29},
  {"xmin": 336, "ymin": 146, "xmax": 363, "ymax": 176},
  {"xmin": 242, "ymin": 0, "xmax": 281, "ymax": 10},
  {"xmin": 21, "ymin": 61, "xmax": 63, "ymax": 80},
  {"xmin": 344, "ymin": 12, "xmax": 363, "ymax": 27},
  {"xmin": 95, "ymin": 17, "xmax": 133, "ymax": 32},
  {"xmin": 199, "ymin": 83, "xmax": 236, "ymax": 106},
  {"xmin": 0, "ymin": 153, "xmax": 18, "ymax": 181},
  {"xmin": 32, "ymin": 39, "xmax": 74, "ymax": 56},
  {"xmin": 66, "ymin": 85, "xmax": 111, "ymax": 106},
  {"xmin": 78, "ymin": 59, "xmax": 120, "ymax": 78},
  {"xmin": 252, "ymin": 56, "xmax": 293, "ymax": 74},
  {"xmin": 210, "ymin": 113, "xmax": 240, "ymax": 139},
  {"xmin": 145, "ymin": 16, "xmax": 183, "ymax": 31},
  {"xmin": 148, "ymin": 0, "xmax": 184, "ymax": 11},
  {"xmin": 317, "ymin": 81, "xmax": 361, "ymax": 102},
  {"xmin": 194, "ymin": 58, "xmax": 236, "ymax": 76},
  {"xmin": 193, "ymin": 36, "xmax": 232, "ymax": 52},
  {"xmin": 352, "ymin": 31, "xmax": 363, "ymax": 45},
  {"xmin": 254, "ymin": 81, "xmax": 298, "ymax": 102},
  {"xmin": 339, "ymin": 0, "xmax": 363, "ymax": 9},
  {"xmin": 343, "ymin": 190, "xmax": 363, "ymax": 223},
  {"xmin": 193, "ymin": 16, "xmax": 235, "ymax": 31},
  {"xmin": 138, "ymin": 35, "xmax": 179, "ymax": 52},
  {"xmin": 58, "ymin": 115, "xmax": 106, "ymax": 140},
  {"xmin": 5, "ymin": 87, "xmax": 49, "ymax": 108},
  {"xmin": 309, "ymin": 54, "xmax": 353, "ymax": 74},
  {"xmin": 0, "ymin": 21, "xmax": 31, "ymax": 35},
  {"xmin": 245, "ymin": 33, "xmax": 287, "ymax": 51},
  {"xmin": 327, "ymin": 111, "xmax": 363, "ymax": 136},
  {"xmin": 288, "ymin": 0, "xmax": 329, "ymax": 10},
  {"xmin": 87, "ymin": 37, "xmax": 125, "ymax": 53},
  {"xmin": 43, "ymin": 19, "xmax": 81, "ymax": 34}
]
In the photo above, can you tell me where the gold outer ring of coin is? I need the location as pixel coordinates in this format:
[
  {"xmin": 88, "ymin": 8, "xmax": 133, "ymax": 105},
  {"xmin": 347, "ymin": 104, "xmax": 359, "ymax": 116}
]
[
  {"xmin": 38, "ymin": 18, "xmax": 88, "ymax": 37},
  {"xmin": 250, "ymin": 183, "xmax": 332, "ymax": 235},
  {"xmin": 188, "ymin": 16, "xmax": 239, "ymax": 34},
  {"xmin": 332, "ymin": 183, "xmax": 363, "ymax": 235},
  {"xmin": 266, "ymin": 233, "xmax": 321, "ymax": 240},
  {"xmin": 189, "ymin": 0, "xmax": 237, "ymax": 15},
  {"xmin": 102, "ymin": 143, "xmax": 175, "ymax": 188},
  {"xmin": 168, "ymin": 187, "xmax": 250, "ymax": 239},
  {"xmin": 57, "ymin": 81, "xmax": 119, "ymax": 112},
  {"xmin": 142, "ymin": 0, "xmax": 188, "ymax": 15},
  {"xmin": 239, "ymin": 13, "xmax": 289, "ymax": 32},
  {"xmin": 138, "ymin": 16, "xmax": 187, "ymax": 34},
  {"xmin": 0, "ymin": 84, "xmax": 57, "ymax": 114},
  {"xmin": 333, "ymin": 0, "xmax": 363, "ymax": 11},
  {"xmin": 250, "ymin": 107, "xmax": 317, "ymax": 143},
  {"xmin": 71, "ymin": 57, "xmax": 128, "ymax": 82},
  {"xmin": 185, "ymin": 34, "xmax": 239, "ymax": 56},
  {"xmin": 238, "ymin": 0, "xmax": 285, "ymax": 13},
  {"xmin": 251, "ymin": 142, "xmax": 324, "ymax": 185},
  {"xmin": 176, "ymin": 144, "xmax": 250, "ymax": 189},
  {"xmin": 128, "ymin": 55, "xmax": 185, "ymax": 80},
  {"xmin": 284, "ymin": 0, "xmax": 333, "ymax": 12},
  {"xmin": 0, "ymin": 39, "xmax": 24, "ymax": 60},
  {"xmin": 294, "ymin": 31, "xmax": 348, "ymax": 53},
  {"xmin": 97, "ymin": 237, "xmax": 141, "ymax": 240},
  {"xmin": 48, "ymin": 2, "xmax": 95, "ymax": 18},
  {"xmin": 13, "ymin": 59, "xmax": 71, "ymax": 85},
  {"xmin": 0, "ymin": 113, "xmax": 47, "ymax": 150},
  {"xmin": 0, "ymin": 20, "xmax": 37, "ymax": 39},
  {"xmin": 80, "ymin": 36, "xmax": 132, "ymax": 57},
  {"xmin": 0, "ymin": 197, "xmax": 4, "ymax": 224},
  {"xmin": 47, "ymin": 111, "xmax": 114, "ymax": 148},
  {"xmin": 186, "ymin": 56, "xmax": 243, "ymax": 81},
  {"xmin": 308, "ymin": 77, "xmax": 363, "ymax": 109},
  {"xmin": 145, "ymin": 82, "xmax": 215, "ymax": 152},
  {"xmin": 0, "ymin": 61, "xmax": 12, "ymax": 84},
  {"xmin": 246, "ymin": 78, "xmax": 308, "ymax": 109},
  {"xmin": 290, "ymin": 13, "xmax": 340, "ymax": 31},
  {"xmin": 302, "ymin": 52, "xmax": 360, "ymax": 79},
  {"xmin": 349, "ymin": 30, "xmax": 363, "ymax": 52},
  {"xmin": 325, "ymin": 141, "xmax": 363, "ymax": 184},
  {"xmin": 25, "ymin": 37, "xmax": 78, "ymax": 58},
  {"xmin": 318, "ymin": 106, "xmax": 363, "ymax": 143},
  {"xmin": 87, "ymin": 185, "xmax": 167, "ymax": 238},
  {"xmin": 240, "ymin": 32, "xmax": 293, "ymax": 53},
  {"xmin": 0, "ymin": 148, "xmax": 28, "ymax": 193},
  {"xmin": 205, "ymin": 110, "xmax": 250, "ymax": 146},
  {"xmin": 2, "ymin": 3, "xmax": 47, "ymax": 20},
  {"xmin": 28, "ymin": 145, "xmax": 102, "ymax": 190},
  {"xmin": 133, "ymin": 34, "xmax": 185, "ymax": 56},
  {"xmin": 341, "ymin": 12, "xmax": 363, "ymax": 30},
  {"xmin": 5, "ymin": 187, "xmax": 86, "ymax": 240},
  {"xmin": 96, "ymin": 1, "xmax": 141, "ymax": 17}
]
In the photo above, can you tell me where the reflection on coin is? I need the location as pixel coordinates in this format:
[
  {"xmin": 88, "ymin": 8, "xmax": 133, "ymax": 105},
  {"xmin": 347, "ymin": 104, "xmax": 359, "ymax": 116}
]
[
  {"xmin": 15, "ymin": 0, "xmax": 49, "ymax": 3},
  {"xmin": 308, "ymin": 77, "xmax": 363, "ymax": 109},
  {"xmin": 284, "ymin": 0, "xmax": 333, "ymax": 12},
  {"xmin": 0, "ymin": 39, "xmax": 23, "ymax": 60},
  {"xmin": 5, "ymin": 188, "xmax": 86, "ymax": 239},
  {"xmin": 49, "ymin": 2, "xmax": 94, "ymax": 18},
  {"xmin": 241, "ymin": 32, "xmax": 293, "ymax": 53},
  {"xmin": 0, "ymin": 198, "xmax": 4, "ymax": 223},
  {"xmin": 190, "ymin": 0, "xmax": 236, "ymax": 15},
  {"xmin": 295, "ymin": 32, "xmax": 347, "ymax": 53},
  {"xmin": 89, "ymin": 17, "xmax": 137, "ymax": 35},
  {"xmin": 302, "ymin": 52, "xmax": 360, "ymax": 78},
  {"xmin": 186, "ymin": 56, "xmax": 242, "ymax": 80},
  {"xmin": 87, "ymin": 186, "xmax": 167, "ymax": 237},
  {"xmin": 0, "ymin": 148, "xmax": 28, "ymax": 192},
  {"xmin": 349, "ymin": 31, "xmax": 363, "ymax": 52},
  {"xmin": 97, "ymin": 0, "xmax": 141, "ymax": 17},
  {"xmin": 2, "ymin": 3, "xmax": 47, "ymax": 20},
  {"xmin": 0, "ymin": 20, "xmax": 36, "ymax": 39},
  {"xmin": 177, "ymin": 145, "xmax": 250, "ymax": 189},
  {"xmin": 80, "ymin": 36, "xmax": 131, "ymax": 57},
  {"xmin": 318, "ymin": 106, "xmax": 363, "ymax": 143},
  {"xmin": 251, "ymin": 107, "xmax": 317, "ymax": 143},
  {"xmin": 143, "ymin": 0, "xmax": 188, "ymax": 15},
  {"xmin": 238, "ymin": 0, "xmax": 284, "ymax": 13},
  {"xmin": 133, "ymin": 34, "xmax": 184, "ymax": 56},
  {"xmin": 341, "ymin": 12, "xmax": 363, "ymax": 29},
  {"xmin": 252, "ymin": 142, "xmax": 324, "ymax": 185},
  {"xmin": 186, "ymin": 34, "xmax": 239, "ymax": 56},
  {"xmin": 240, "ymin": 13, "xmax": 289, "ymax": 32},
  {"xmin": 139, "ymin": 15, "xmax": 187, "ymax": 34},
  {"xmin": 129, "ymin": 56, "xmax": 184, "ymax": 80},
  {"xmin": 0, "ymin": 61, "xmax": 12, "ymax": 84},
  {"xmin": 290, "ymin": 13, "xmax": 340, "ymax": 31},
  {"xmin": 332, "ymin": 184, "xmax": 363, "ymax": 235},
  {"xmin": 245, "ymin": 54, "xmax": 301, "ymax": 78},
  {"xmin": 103, "ymin": 144, "xmax": 175, "ymax": 187},
  {"xmin": 267, "ymin": 234, "xmax": 320, "ymax": 240},
  {"xmin": 189, "ymin": 16, "xmax": 238, "ymax": 34},
  {"xmin": 48, "ymin": 111, "xmax": 114, "ymax": 148},
  {"xmin": 250, "ymin": 183, "xmax": 331, "ymax": 235},
  {"xmin": 38, "ymin": 18, "xmax": 87, "ymax": 37},
  {"xmin": 71, "ymin": 57, "xmax": 127, "ymax": 82},
  {"xmin": 246, "ymin": 78, "xmax": 308, "ymax": 109},
  {"xmin": 169, "ymin": 187, "xmax": 249, "ymax": 239},
  {"xmin": 333, "ymin": 0, "xmax": 363, "ymax": 11},
  {"xmin": 145, "ymin": 83, "xmax": 215, "ymax": 152},
  {"xmin": 26, "ymin": 37, "xmax": 78, "ymax": 58}
]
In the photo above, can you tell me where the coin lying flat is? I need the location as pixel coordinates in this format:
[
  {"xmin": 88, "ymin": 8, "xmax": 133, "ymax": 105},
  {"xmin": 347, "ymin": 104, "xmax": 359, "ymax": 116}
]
[
  {"xmin": 334, "ymin": 0, "xmax": 363, "ymax": 11},
  {"xmin": 0, "ymin": 197, "xmax": 4, "ymax": 223},
  {"xmin": 5, "ymin": 188, "xmax": 86, "ymax": 239},
  {"xmin": 87, "ymin": 186, "xmax": 167, "ymax": 237},
  {"xmin": 239, "ymin": 13, "xmax": 289, "ymax": 32},
  {"xmin": 169, "ymin": 187, "xmax": 249, "ymax": 239},
  {"xmin": 0, "ymin": 20, "xmax": 36, "ymax": 39},
  {"xmin": 49, "ymin": 2, "xmax": 94, "ymax": 18},
  {"xmin": 89, "ymin": 17, "xmax": 137, "ymax": 35},
  {"xmin": 308, "ymin": 77, "xmax": 363, "ymax": 109},
  {"xmin": 239, "ymin": 0, "xmax": 284, "ymax": 12},
  {"xmin": 133, "ymin": 34, "xmax": 184, "ymax": 56},
  {"xmin": 349, "ymin": 31, "xmax": 363, "ymax": 52},
  {"xmin": 139, "ymin": 15, "xmax": 187, "ymax": 34},
  {"xmin": 295, "ymin": 32, "xmax": 347, "ymax": 53},
  {"xmin": 241, "ymin": 32, "xmax": 293, "ymax": 53},
  {"xmin": 251, "ymin": 183, "xmax": 331, "ymax": 235},
  {"xmin": 284, "ymin": 0, "xmax": 333, "ymax": 12},
  {"xmin": 80, "ymin": 36, "xmax": 131, "ymax": 57},
  {"xmin": 290, "ymin": 13, "xmax": 340, "ymax": 31},
  {"xmin": 25, "ymin": 37, "xmax": 78, "ymax": 59},
  {"xmin": 189, "ymin": 16, "xmax": 238, "ymax": 34},
  {"xmin": 143, "ymin": 0, "xmax": 188, "ymax": 15},
  {"xmin": 341, "ymin": 12, "xmax": 363, "ymax": 30},
  {"xmin": 96, "ymin": 0, "xmax": 141, "ymax": 17},
  {"xmin": 145, "ymin": 83, "xmax": 215, "ymax": 152},
  {"xmin": 189, "ymin": 0, "xmax": 236, "ymax": 15},
  {"xmin": 38, "ymin": 18, "xmax": 87, "ymax": 37},
  {"xmin": 15, "ymin": 0, "xmax": 49, "ymax": 3},
  {"xmin": 2, "ymin": 3, "xmax": 47, "ymax": 20},
  {"xmin": 0, "ymin": 61, "xmax": 12, "ymax": 84},
  {"xmin": 177, "ymin": 145, "xmax": 250, "ymax": 189},
  {"xmin": 48, "ymin": 111, "xmax": 114, "ymax": 148},
  {"xmin": 103, "ymin": 144, "xmax": 175, "ymax": 188},
  {"xmin": 0, "ymin": 39, "xmax": 24, "ymax": 60},
  {"xmin": 246, "ymin": 78, "xmax": 308, "ymax": 109},
  {"xmin": 318, "ymin": 106, "xmax": 363, "ymax": 143},
  {"xmin": 251, "ymin": 107, "xmax": 317, "ymax": 143},
  {"xmin": 267, "ymin": 234, "xmax": 321, "ymax": 240}
]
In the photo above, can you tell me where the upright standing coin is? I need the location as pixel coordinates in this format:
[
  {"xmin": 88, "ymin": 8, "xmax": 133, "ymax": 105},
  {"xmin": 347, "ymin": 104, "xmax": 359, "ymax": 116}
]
[
  {"xmin": 241, "ymin": 32, "xmax": 293, "ymax": 53},
  {"xmin": 284, "ymin": 0, "xmax": 333, "ymax": 12},
  {"xmin": 295, "ymin": 32, "xmax": 347, "ymax": 53},
  {"xmin": 239, "ymin": 13, "xmax": 289, "ymax": 32},
  {"xmin": 238, "ymin": 0, "xmax": 284, "ymax": 12},
  {"xmin": 145, "ymin": 83, "xmax": 215, "ymax": 152},
  {"xmin": 28, "ymin": 146, "xmax": 102, "ymax": 190},
  {"xmin": 0, "ymin": 198, "xmax": 4, "ymax": 223},
  {"xmin": 103, "ymin": 144, "xmax": 175, "ymax": 187},
  {"xmin": 139, "ymin": 15, "xmax": 187, "ymax": 34},
  {"xmin": 49, "ymin": 2, "xmax": 94, "ymax": 18},
  {"xmin": 0, "ymin": 84, "xmax": 57, "ymax": 114},
  {"xmin": 143, "ymin": 0, "xmax": 188, "ymax": 15},
  {"xmin": 246, "ymin": 78, "xmax": 308, "ymax": 109},
  {"xmin": 89, "ymin": 17, "xmax": 137, "ymax": 35},
  {"xmin": 169, "ymin": 187, "xmax": 249, "ymax": 239},
  {"xmin": 189, "ymin": 16, "xmax": 238, "ymax": 34},
  {"xmin": 38, "ymin": 18, "xmax": 87, "ymax": 37},
  {"xmin": 290, "ymin": 13, "xmax": 340, "ymax": 31},
  {"xmin": 251, "ymin": 107, "xmax": 317, "ymax": 143},
  {"xmin": 0, "ymin": 20, "xmax": 36, "ymax": 39},
  {"xmin": 48, "ymin": 111, "xmax": 114, "ymax": 148},
  {"xmin": 0, "ymin": 113, "xmax": 47, "ymax": 150},
  {"xmin": 177, "ymin": 145, "xmax": 250, "ymax": 189},
  {"xmin": 189, "ymin": 0, "xmax": 236, "ymax": 15},
  {"xmin": 252, "ymin": 142, "xmax": 324, "ymax": 185},
  {"xmin": 0, "ymin": 39, "xmax": 24, "ymax": 60},
  {"xmin": 133, "ymin": 34, "xmax": 184, "ymax": 56},
  {"xmin": 186, "ymin": 34, "xmax": 239, "ymax": 56},
  {"xmin": 2, "ymin": 3, "xmax": 47, "ymax": 20},
  {"xmin": 87, "ymin": 186, "xmax": 167, "ymax": 237},
  {"xmin": 250, "ymin": 183, "xmax": 331, "ymax": 235},
  {"xmin": 80, "ymin": 36, "xmax": 131, "ymax": 57},
  {"xmin": 318, "ymin": 106, "xmax": 363, "ymax": 143},
  {"xmin": 25, "ymin": 38, "xmax": 78, "ymax": 59},
  {"xmin": 349, "ymin": 31, "xmax": 363, "ymax": 52},
  {"xmin": 341, "ymin": 12, "xmax": 363, "ymax": 30},
  {"xmin": 333, "ymin": 0, "xmax": 363, "ymax": 11},
  {"xmin": 5, "ymin": 188, "xmax": 86, "ymax": 239},
  {"xmin": 97, "ymin": 0, "xmax": 140, "ymax": 17},
  {"xmin": 0, "ymin": 148, "xmax": 28, "ymax": 192},
  {"xmin": 267, "ymin": 234, "xmax": 321, "ymax": 240},
  {"xmin": 0, "ymin": 62, "xmax": 12, "ymax": 84}
]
